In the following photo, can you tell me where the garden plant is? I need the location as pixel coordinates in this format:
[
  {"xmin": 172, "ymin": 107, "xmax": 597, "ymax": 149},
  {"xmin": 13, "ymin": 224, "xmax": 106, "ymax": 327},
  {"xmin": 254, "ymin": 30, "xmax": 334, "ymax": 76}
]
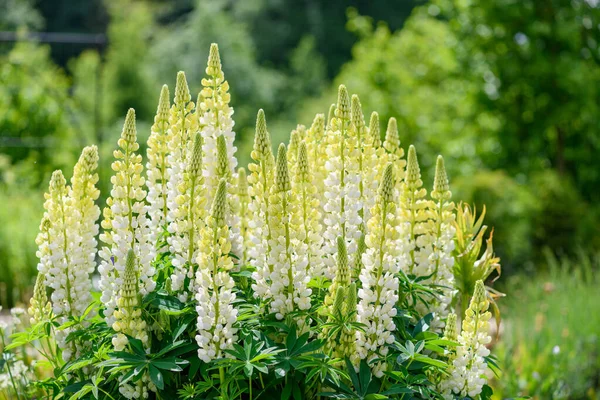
[{"xmin": 0, "ymin": 44, "xmax": 503, "ymax": 400}]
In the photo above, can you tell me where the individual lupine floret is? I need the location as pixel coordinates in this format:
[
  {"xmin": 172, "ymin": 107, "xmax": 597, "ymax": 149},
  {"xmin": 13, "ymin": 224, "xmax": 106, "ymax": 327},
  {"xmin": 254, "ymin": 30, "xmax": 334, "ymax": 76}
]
[
  {"xmin": 249, "ymin": 110, "xmax": 276, "ymax": 300},
  {"xmin": 265, "ymin": 145, "xmax": 311, "ymax": 320},
  {"xmin": 195, "ymin": 179, "xmax": 238, "ymax": 363},
  {"xmin": 233, "ymin": 167, "xmax": 251, "ymax": 267},
  {"xmin": 356, "ymin": 164, "xmax": 405, "ymax": 377},
  {"xmin": 292, "ymin": 142, "xmax": 324, "ymax": 279},
  {"xmin": 322, "ymin": 85, "xmax": 361, "ymax": 279},
  {"xmin": 438, "ymin": 281, "xmax": 492, "ymax": 398},
  {"xmin": 168, "ymin": 134, "xmax": 207, "ymax": 299},
  {"xmin": 99, "ymin": 109, "xmax": 156, "ymax": 325},
  {"xmin": 68, "ymin": 145, "xmax": 101, "ymax": 318},
  {"xmin": 199, "ymin": 43, "xmax": 238, "ymax": 204},
  {"xmin": 416, "ymin": 156, "xmax": 456, "ymax": 331},
  {"xmin": 112, "ymin": 250, "xmax": 152, "ymax": 400},
  {"xmin": 146, "ymin": 85, "xmax": 171, "ymax": 243},
  {"xmin": 401, "ymin": 145, "xmax": 429, "ymax": 275},
  {"xmin": 350, "ymin": 95, "xmax": 379, "ymax": 277},
  {"xmin": 28, "ymin": 273, "xmax": 51, "ymax": 324}
]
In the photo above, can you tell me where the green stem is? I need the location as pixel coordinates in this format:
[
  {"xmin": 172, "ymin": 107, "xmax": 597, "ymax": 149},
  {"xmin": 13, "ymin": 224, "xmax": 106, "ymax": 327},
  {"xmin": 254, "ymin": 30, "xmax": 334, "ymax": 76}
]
[
  {"xmin": 219, "ymin": 367, "xmax": 226, "ymax": 397},
  {"xmin": 249, "ymin": 376, "xmax": 253, "ymax": 400}
]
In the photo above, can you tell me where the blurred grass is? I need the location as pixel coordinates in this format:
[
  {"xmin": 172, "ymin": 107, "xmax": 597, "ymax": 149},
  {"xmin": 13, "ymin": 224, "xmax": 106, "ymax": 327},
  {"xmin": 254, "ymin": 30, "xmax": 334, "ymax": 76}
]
[{"xmin": 491, "ymin": 250, "xmax": 600, "ymax": 399}]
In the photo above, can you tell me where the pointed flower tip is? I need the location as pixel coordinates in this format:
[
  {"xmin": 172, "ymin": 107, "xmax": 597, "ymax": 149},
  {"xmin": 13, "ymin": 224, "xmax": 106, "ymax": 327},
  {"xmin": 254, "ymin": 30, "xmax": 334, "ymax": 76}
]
[
  {"xmin": 444, "ymin": 312, "xmax": 458, "ymax": 340},
  {"xmin": 346, "ymin": 282, "xmax": 357, "ymax": 311},
  {"xmin": 207, "ymin": 43, "xmax": 222, "ymax": 74},
  {"xmin": 175, "ymin": 71, "xmax": 191, "ymax": 105},
  {"xmin": 473, "ymin": 280, "xmax": 487, "ymax": 303},
  {"xmin": 351, "ymin": 94, "xmax": 365, "ymax": 129},
  {"xmin": 211, "ymin": 178, "xmax": 228, "ymax": 223},
  {"xmin": 121, "ymin": 109, "xmax": 137, "ymax": 144},
  {"xmin": 189, "ymin": 134, "xmax": 203, "ymax": 175},
  {"xmin": 275, "ymin": 144, "xmax": 290, "ymax": 192},
  {"xmin": 380, "ymin": 163, "xmax": 395, "ymax": 202},
  {"xmin": 50, "ymin": 170, "xmax": 66, "ymax": 191},
  {"xmin": 125, "ymin": 249, "xmax": 136, "ymax": 273},
  {"xmin": 335, "ymin": 85, "xmax": 350, "ymax": 120},
  {"xmin": 80, "ymin": 145, "xmax": 99, "ymax": 171}
]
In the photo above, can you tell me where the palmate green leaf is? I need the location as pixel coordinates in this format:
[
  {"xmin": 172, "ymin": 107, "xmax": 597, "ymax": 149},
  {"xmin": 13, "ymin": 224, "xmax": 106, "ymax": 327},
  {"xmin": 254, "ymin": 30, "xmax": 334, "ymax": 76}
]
[{"xmin": 149, "ymin": 365, "xmax": 165, "ymax": 390}]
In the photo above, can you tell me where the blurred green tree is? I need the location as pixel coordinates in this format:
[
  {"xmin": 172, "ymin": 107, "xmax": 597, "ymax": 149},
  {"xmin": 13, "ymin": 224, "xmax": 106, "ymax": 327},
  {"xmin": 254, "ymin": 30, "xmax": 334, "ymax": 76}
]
[{"xmin": 434, "ymin": 0, "xmax": 600, "ymax": 202}]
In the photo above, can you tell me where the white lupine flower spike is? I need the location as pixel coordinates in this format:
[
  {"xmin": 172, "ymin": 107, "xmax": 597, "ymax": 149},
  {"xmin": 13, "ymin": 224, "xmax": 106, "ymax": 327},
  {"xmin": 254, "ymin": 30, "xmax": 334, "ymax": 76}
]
[
  {"xmin": 357, "ymin": 163, "xmax": 403, "ymax": 377},
  {"xmin": 439, "ymin": 281, "xmax": 492, "ymax": 398},
  {"xmin": 146, "ymin": 85, "xmax": 172, "ymax": 244},
  {"xmin": 249, "ymin": 110, "xmax": 276, "ymax": 302},
  {"xmin": 99, "ymin": 109, "xmax": 156, "ymax": 326},
  {"xmin": 195, "ymin": 179, "xmax": 238, "ymax": 363}
]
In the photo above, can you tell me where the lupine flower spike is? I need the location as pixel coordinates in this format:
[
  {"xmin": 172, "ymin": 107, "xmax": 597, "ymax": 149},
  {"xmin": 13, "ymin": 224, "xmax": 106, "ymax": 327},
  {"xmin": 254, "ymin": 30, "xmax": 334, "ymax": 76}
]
[
  {"xmin": 439, "ymin": 281, "xmax": 492, "ymax": 398},
  {"xmin": 195, "ymin": 179, "xmax": 238, "ymax": 362},
  {"xmin": 292, "ymin": 142, "xmax": 323, "ymax": 279},
  {"xmin": 146, "ymin": 85, "xmax": 171, "ymax": 243},
  {"xmin": 112, "ymin": 250, "xmax": 153, "ymax": 399},
  {"xmin": 323, "ymin": 85, "xmax": 361, "ymax": 279},
  {"xmin": 99, "ymin": 109, "xmax": 156, "ymax": 326},
  {"xmin": 265, "ymin": 144, "xmax": 311, "ymax": 321},
  {"xmin": 249, "ymin": 110, "xmax": 276, "ymax": 300},
  {"xmin": 28, "ymin": 273, "xmax": 51, "ymax": 324},
  {"xmin": 200, "ymin": 43, "xmax": 238, "ymax": 203},
  {"xmin": 167, "ymin": 79, "xmax": 203, "ymax": 287},
  {"xmin": 402, "ymin": 145, "xmax": 428, "ymax": 275},
  {"xmin": 350, "ymin": 95, "xmax": 379, "ymax": 276},
  {"xmin": 420, "ymin": 156, "xmax": 456, "ymax": 331},
  {"xmin": 357, "ymin": 163, "xmax": 403, "ymax": 377}
]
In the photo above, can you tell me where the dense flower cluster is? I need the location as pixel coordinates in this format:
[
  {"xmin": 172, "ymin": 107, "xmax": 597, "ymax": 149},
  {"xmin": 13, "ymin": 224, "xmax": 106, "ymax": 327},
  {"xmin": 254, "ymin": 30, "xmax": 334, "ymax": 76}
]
[
  {"xmin": 30, "ymin": 43, "xmax": 500, "ymax": 396},
  {"xmin": 438, "ymin": 280, "xmax": 492, "ymax": 398}
]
